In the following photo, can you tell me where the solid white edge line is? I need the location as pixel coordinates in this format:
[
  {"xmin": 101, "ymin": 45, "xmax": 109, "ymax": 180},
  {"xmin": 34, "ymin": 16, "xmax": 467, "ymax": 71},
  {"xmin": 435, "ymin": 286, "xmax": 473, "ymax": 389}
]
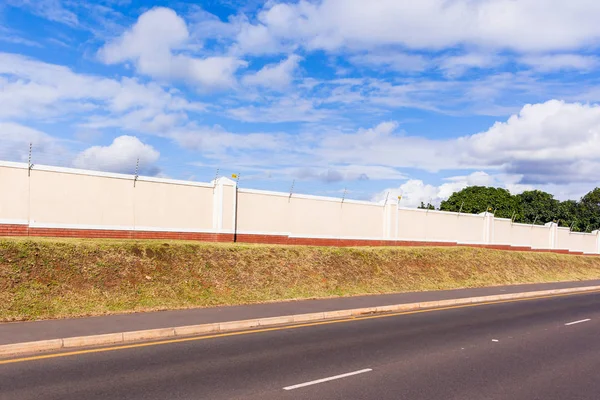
[
  {"xmin": 565, "ymin": 319, "xmax": 591, "ymax": 326},
  {"xmin": 283, "ymin": 368, "xmax": 373, "ymax": 390}
]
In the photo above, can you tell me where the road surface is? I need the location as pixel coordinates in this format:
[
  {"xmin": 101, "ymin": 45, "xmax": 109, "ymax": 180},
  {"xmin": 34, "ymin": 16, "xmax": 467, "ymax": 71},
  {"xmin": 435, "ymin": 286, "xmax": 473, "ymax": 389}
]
[{"xmin": 2, "ymin": 291, "xmax": 600, "ymax": 400}]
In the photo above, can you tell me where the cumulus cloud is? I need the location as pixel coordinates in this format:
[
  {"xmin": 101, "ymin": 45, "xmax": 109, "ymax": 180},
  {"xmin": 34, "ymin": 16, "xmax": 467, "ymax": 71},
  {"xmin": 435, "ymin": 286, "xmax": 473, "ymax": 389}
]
[
  {"xmin": 73, "ymin": 136, "xmax": 160, "ymax": 175},
  {"xmin": 462, "ymin": 100, "xmax": 600, "ymax": 183},
  {"xmin": 242, "ymin": 54, "xmax": 302, "ymax": 89},
  {"xmin": 372, "ymin": 172, "xmax": 497, "ymax": 207},
  {"xmin": 98, "ymin": 7, "xmax": 246, "ymax": 89},
  {"xmin": 291, "ymin": 101, "xmax": 600, "ymax": 191},
  {"xmin": 236, "ymin": 0, "xmax": 600, "ymax": 54}
]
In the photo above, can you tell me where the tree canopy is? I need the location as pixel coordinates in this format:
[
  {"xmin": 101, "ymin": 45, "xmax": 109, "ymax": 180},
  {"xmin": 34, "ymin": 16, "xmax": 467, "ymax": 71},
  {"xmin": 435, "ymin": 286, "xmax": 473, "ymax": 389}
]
[
  {"xmin": 437, "ymin": 186, "xmax": 600, "ymax": 232},
  {"xmin": 439, "ymin": 186, "xmax": 519, "ymax": 219}
]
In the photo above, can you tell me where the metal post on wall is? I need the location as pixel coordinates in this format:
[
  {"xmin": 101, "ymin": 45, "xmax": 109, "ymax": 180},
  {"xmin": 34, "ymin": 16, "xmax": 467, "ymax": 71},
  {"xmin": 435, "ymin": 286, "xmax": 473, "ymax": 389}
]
[
  {"xmin": 288, "ymin": 179, "xmax": 295, "ymax": 202},
  {"xmin": 133, "ymin": 158, "xmax": 139, "ymax": 187},
  {"xmin": 341, "ymin": 188, "xmax": 347, "ymax": 205},
  {"xmin": 213, "ymin": 168, "xmax": 220, "ymax": 189},
  {"xmin": 27, "ymin": 142, "xmax": 34, "ymax": 177},
  {"xmin": 232, "ymin": 173, "xmax": 240, "ymax": 242}
]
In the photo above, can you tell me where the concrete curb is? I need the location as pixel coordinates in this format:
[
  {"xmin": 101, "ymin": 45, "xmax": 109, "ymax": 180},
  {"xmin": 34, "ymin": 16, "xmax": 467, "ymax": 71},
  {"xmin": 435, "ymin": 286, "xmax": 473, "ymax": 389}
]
[{"xmin": 2, "ymin": 285, "xmax": 599, "ymax": 357}]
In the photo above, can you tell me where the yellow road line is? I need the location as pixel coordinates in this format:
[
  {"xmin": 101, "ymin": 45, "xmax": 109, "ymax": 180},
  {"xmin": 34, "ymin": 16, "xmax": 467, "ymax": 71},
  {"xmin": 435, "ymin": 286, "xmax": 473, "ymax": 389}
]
[{"xmin": 1, "ymin": 289, "xmax": 599, "ymax": 365}]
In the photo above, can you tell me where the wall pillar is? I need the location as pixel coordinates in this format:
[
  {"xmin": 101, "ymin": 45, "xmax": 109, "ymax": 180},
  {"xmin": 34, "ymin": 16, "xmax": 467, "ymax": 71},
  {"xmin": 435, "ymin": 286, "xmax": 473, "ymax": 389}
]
[
  {"xmin": 383, "ymin": 201, "xmax": 398, "ymax": 240},
  {"xmin": 546, "ymin": 222, "xmax": 557, "ymax": 250},
  {"xmin": 212, "ymin": 177, "xmax": 237, "ymax": 235},
  {"xmin": 594, "ymin": 230, "xmax": 600, "ymax": 254},
  {"xmin": 479, "ymin": 212, "xmax": 493, "ymax": 244}
]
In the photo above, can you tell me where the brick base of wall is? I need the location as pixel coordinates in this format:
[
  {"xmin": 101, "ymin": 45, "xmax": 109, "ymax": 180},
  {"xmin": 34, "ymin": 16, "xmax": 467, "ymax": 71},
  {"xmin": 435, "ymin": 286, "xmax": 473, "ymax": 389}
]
[
  {"xmin": 234, "ymin": 234, "xmax": 592, "ymax": 255},
  {"xmin": 0, "ymin": 224, "xmax": 29, "ymax": 236},
  {"xmin": 0, "ymin": 225, "xmax": 233, "ymax": 242},
  {"xmin": 0, "ymin": 224, "xmax": 593, "ymax": 255}
]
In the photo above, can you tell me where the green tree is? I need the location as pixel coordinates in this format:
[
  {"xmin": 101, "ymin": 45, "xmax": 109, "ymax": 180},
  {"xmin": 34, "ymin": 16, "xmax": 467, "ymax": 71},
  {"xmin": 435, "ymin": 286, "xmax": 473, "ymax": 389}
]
[
  {"xmin": 514, "ymin": 190, "xmax": 558, "ymax": 225},
  {"xmin": 418, "ymin": 201, "xmax": 435, "ymax": 210},
  {"xmin": 439, "ymin": 186, "xmax": 519, "ymax": 218},
  {"xmin": 577, "ymin": 188, "xmax": 600, "ymax": 232},
  {"xmin": 556, "ymin": 200, "xmax": 579, "ymax": 229}
]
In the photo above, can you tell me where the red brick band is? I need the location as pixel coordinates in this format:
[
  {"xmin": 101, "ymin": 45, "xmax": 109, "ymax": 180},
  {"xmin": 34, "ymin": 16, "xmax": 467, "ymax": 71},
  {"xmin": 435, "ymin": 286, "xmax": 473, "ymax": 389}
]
[{"xmin": 0, "ymin": 224, "xmax": 592, "ymax": 255}]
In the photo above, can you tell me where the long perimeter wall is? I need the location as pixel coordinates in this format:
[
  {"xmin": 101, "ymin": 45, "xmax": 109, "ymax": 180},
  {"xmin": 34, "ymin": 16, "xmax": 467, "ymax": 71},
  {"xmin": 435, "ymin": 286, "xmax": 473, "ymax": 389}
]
[{"xmin": 1, "ymin": 162, "xmax": 598, "ymax": 254}]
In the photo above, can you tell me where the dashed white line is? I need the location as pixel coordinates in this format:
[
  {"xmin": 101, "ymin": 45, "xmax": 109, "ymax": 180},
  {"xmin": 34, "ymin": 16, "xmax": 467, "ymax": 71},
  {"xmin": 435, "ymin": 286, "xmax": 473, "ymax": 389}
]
[
  {"xmin": 283, "ymin": 369, "xmax": 373, "ymax": 390},
  {"xmin": 565, "ymin": 319, "xmax": 591, "ymax": 326}
]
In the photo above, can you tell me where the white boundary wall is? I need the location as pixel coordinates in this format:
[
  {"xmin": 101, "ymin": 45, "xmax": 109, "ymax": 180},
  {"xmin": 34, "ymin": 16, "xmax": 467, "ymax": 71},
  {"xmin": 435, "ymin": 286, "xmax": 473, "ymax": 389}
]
[{"xmin": 0, "ymin": 161, "xmax": 598, "ymax": 253}]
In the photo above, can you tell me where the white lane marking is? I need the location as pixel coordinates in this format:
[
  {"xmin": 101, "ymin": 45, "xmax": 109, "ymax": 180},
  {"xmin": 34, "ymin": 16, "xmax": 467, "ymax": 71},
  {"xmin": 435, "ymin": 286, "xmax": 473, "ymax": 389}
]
[
  {"xmin": 565, "ymin": 319, "xmax": 591, "ymax": 326},
  {"xmin": 492, "ymin": 339, "xmax": 499, "ymax": 342},
  {"xmin": 283, "ymin": 369, "xmax": 373, "ymax": 390}
]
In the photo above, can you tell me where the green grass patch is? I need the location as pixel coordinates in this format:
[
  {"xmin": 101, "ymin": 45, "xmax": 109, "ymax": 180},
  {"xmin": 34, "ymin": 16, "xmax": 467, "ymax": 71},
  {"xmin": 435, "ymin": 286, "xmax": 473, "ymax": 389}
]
[{"xmin": 1, "ymin": 237, "xmax": 600, "ymax": 321}]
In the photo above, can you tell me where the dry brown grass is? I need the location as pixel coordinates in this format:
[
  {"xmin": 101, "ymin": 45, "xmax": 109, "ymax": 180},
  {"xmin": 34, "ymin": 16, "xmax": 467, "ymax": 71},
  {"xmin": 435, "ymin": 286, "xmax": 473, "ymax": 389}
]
[{"xmin": 1, "ymin": 237, "xmax": 600, "ymax": 321}]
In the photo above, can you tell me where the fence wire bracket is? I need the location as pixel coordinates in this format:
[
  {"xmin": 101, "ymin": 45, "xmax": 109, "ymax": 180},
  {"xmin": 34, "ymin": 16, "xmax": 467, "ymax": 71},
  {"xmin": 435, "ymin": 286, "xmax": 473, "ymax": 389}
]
[
  {"xmin": 133, "ymin": 158, "xmax": 139, "ymax": 187},
  {"xmin": 288, "ymin": 179, "xmax": 295, "ymax": 201},
  {"xmin": 213, "ymin": 168, "xmax": 220, "ymax": 188},
  {"xmin": 27, "ymin": 142, "xmax": 34, "ymax": 177}
]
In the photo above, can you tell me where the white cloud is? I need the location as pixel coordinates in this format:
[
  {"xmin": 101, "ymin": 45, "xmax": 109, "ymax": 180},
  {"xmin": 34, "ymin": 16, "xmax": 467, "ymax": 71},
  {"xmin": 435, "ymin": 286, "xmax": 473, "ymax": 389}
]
[
  {"xmin": 349, "ymin": 52, "xmax": 429, "ymax": 72},
  {"xmin": 73, "ymin": 136, "xmax": 160, "ymax": 175},
  {"xmin": 237, "ymin": 0, "xmax": 600, "ymax": 54},
  {"xmin": 0, "ymin": 25, "xmax": 41, "ymax": 47},
  {"xmin": 233, "ymin": 17, "xmax": 292, "ymax": 55},
  {"xmin": 227, "ymin": 95, "xmax": 335, "ymax": 123},
  {"xmin": 311, "ymin": 101, "xmax": 600, "ymax": 188},
  {"xmin": 311, "ymin": 121, "xmax": 458, "ymax": 172},
  {"xmin": 0, "ymin": 122, "xmax": 69, "ymax": 165},
  {"xmin": 242, "ymin": 54, "xmax": 302, "ymax": 89},
  {"xmin": 170, "ymin": 124, "xmax": 288, "ymax": 156},
  {"xmin": 293, "ymin": 165, "xmax": 405, "ymax": 183},
  {"xmin": 438, "ymin": 53, "xmax": 503, "ymax": 77},
  {"xmin": 462, "ymin": 100, "xmax": 600, "ymax": 174},
  {"xmin": 98, "ymin": 7, "xmax": 246, "ymax": 89},
  {"xmin": 7, "ymin": 0, "xmax": 79, "ymax": 27},
  {"xmin": 520, "ymin": 54, "xmax": 599, "ymax": 72},
  {"xmin": 0, "ymin": 52, "xmax": 204, "ymax": 132},
  {"xmin": 372, "ymin": 172, "xmax": 496, "ymax": 207},
  {"xmin": 217, "ymin": 100, "xmax": 600, "ymax": 197}
]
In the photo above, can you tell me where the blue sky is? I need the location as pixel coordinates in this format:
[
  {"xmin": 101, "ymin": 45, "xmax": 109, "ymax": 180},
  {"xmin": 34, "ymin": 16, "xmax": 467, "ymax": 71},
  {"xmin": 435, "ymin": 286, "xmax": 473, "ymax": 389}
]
[{"xmin": 2, "ymin": 0, "xmax": 600, "ymax": 206}]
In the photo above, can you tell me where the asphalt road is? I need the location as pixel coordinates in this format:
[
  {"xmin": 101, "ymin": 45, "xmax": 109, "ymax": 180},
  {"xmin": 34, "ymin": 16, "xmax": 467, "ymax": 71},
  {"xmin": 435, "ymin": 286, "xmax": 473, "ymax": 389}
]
[{"xmin": 2, "ymin": 291, "xmax": 600, "ymax": 400}]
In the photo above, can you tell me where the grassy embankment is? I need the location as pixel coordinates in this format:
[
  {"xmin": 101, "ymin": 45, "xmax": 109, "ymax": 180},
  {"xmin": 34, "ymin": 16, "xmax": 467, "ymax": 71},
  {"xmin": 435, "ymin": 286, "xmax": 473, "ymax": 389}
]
[{"xmin": 1, "ymin": 237, "xmax": 600, "ymax": 321}]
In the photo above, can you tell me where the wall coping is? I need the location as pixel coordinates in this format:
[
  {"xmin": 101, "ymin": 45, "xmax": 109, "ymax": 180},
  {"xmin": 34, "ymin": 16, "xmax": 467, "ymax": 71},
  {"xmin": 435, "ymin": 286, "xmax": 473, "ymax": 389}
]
[
  {"xmin": 397, "ymin": 207, "xmax": 485, "ymax": 218},
  {"xmin": 239, "ymin": 188, "xmax": 383, "ymax": 207},
  {"xmin": 0, "ymin": 161, "xmax": 215, "ymax": 188}
]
